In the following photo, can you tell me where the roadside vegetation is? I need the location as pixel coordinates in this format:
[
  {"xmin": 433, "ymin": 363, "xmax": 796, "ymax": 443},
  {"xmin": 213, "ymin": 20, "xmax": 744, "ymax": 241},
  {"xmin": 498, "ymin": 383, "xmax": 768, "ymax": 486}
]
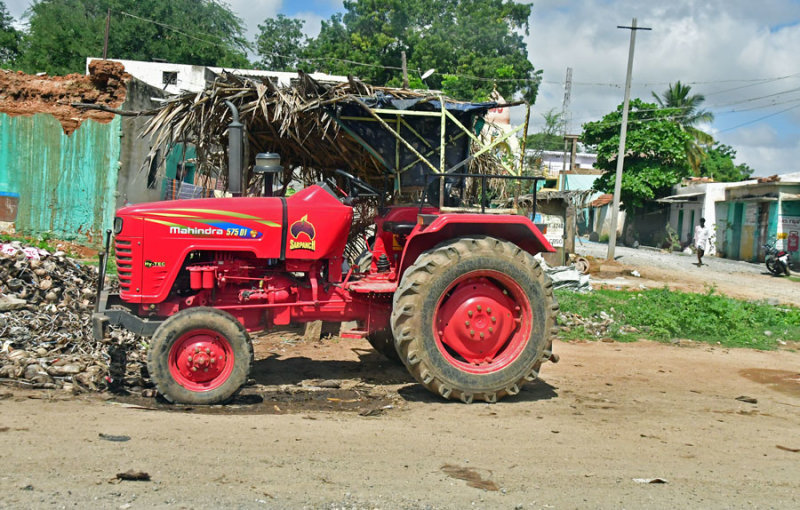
[{"xmin": 555, "ymin": 287, "xmax": 800, "ymax": 350}]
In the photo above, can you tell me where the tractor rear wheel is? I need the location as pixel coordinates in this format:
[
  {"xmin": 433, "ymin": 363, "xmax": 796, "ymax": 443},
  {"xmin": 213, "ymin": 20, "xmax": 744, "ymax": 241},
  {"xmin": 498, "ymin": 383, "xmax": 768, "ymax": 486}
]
[
  {"xmin": 147, "ymin": 307, "xmax": 253, "ymax": 405},
  {"xmin": 391, "ymin": 236, "xmax": 557, "ymax": 403}
]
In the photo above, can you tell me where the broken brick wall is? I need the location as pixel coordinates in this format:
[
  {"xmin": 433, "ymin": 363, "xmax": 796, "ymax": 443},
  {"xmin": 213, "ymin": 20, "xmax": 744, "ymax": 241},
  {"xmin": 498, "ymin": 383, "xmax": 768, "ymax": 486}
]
[{"xmin": 0, "ymin": 61, "xmax": 163, "ymax": 244}]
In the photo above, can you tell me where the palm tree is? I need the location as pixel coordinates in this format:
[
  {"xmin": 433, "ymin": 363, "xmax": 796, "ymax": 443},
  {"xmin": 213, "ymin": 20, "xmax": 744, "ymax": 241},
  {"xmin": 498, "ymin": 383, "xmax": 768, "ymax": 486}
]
[{"xmin": 652, "ymin": 81, "xmax": 715, "ymax": 173}]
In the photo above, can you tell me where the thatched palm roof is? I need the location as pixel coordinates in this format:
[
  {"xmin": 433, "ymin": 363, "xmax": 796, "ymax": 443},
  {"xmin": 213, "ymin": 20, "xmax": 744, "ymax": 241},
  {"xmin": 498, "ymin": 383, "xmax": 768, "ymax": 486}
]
[{"xmin": 142, "ymin": 71, "xmax": 506, "ymax": 194}]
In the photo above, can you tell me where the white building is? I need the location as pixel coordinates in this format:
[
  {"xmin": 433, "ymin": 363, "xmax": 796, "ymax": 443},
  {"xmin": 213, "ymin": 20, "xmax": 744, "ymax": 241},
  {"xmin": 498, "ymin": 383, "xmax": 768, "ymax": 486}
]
[
  {"xmin": 86, "ymin": 58, "xmax": 347, "ymax": 94},
  {"xmin": 658, "ymin": 178, "xmax": 759, "ymax": 255}
]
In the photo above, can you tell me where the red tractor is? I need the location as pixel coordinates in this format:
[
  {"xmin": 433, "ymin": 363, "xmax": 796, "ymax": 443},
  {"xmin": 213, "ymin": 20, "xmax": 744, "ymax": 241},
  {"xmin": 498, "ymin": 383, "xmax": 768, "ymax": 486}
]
[{"xmin": 94, "ymin": 169, "xmax": 558, "ymax": 404}]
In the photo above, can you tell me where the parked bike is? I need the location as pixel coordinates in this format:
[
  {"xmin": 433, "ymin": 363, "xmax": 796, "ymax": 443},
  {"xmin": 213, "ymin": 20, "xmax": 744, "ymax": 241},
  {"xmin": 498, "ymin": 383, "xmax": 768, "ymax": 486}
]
[{"xmin": 764, "ymin": 240, "xmax": 795, "ymax": 276}]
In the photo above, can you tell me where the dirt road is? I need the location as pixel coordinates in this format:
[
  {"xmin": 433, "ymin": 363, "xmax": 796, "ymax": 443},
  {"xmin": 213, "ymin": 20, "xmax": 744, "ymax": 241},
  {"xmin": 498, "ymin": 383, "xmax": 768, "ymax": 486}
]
[
  {"xmin": 2, "ymin": 334, "xmax": 799, "ymax": 509},
  {"xmin": 577, "ymin": 240, "xmax": 800, "ymax": 306},
  {"xmin": 2, "ymin": 241, "xmax": 799, "ymax": 508}
]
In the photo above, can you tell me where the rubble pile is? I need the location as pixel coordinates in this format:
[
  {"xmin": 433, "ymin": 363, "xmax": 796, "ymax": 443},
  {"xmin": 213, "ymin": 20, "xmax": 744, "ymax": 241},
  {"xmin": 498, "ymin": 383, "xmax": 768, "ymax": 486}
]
[
  {"xmin": 0, "ymin": 242, "xmax": 144, "ymax": 392},
  {"xmin": 558, "ymin": 310, "xmax": 641, "ymax": 339}
]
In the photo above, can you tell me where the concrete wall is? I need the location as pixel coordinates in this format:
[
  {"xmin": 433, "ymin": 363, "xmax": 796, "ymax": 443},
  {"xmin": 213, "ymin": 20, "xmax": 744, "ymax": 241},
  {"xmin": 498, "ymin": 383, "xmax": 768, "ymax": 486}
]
[
  {"xmin": 116, "ymin": 79, "xmax": 166, "ymax": 207},
  {"xmin": 591, "ymin": 205, "xmax": 626, "ymax": 239},
  {"xmin": 0, "ymin": 112, "xmax": 121, "ymax": 244},
  {"xmin": 779, "ymin": 200, "xmax": 800, "ymax": 264}
]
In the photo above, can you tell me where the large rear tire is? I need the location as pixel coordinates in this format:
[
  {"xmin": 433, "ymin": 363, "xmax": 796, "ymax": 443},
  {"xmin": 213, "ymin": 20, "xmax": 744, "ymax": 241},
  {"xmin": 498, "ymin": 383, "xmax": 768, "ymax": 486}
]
[
  {"xmin": 147, "ymin": 307, "xmax": 253, "ymax": 405},
  {"xmin": 391, "ymin": 236, "xmax": 557, "ymax": 403}
]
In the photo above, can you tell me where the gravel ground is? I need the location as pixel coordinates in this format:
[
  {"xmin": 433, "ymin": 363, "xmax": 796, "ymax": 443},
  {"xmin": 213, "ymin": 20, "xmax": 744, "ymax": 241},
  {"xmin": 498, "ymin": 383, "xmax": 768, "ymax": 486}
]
[
  {"xmin": 577, "ymin": 239, "xmax": 765, "ymax": 275},
  {"xmin": 574, "ymin": 239, "xmax": 800, "ymax": 306}
]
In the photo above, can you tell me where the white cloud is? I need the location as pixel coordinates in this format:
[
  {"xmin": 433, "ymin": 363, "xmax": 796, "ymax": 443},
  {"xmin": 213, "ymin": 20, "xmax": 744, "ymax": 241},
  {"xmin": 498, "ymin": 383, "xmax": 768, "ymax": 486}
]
[
  {"xmin": 294, "ymin": 11, "xmax": 325, "ymax": 39},
  {"xmin": 526, "ymin": 0, "xmax": 800, "ymax": 176},
  {"xmin": 225, "ymin": 0, "xmax": 282, "ymax": 39}
]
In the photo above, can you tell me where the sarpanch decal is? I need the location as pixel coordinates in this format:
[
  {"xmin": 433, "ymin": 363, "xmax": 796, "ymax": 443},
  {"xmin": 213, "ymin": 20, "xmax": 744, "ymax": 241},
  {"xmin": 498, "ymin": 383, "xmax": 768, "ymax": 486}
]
[{"xmin": 289, "ymin": 215, "xmax": 316, "ymax": 251}]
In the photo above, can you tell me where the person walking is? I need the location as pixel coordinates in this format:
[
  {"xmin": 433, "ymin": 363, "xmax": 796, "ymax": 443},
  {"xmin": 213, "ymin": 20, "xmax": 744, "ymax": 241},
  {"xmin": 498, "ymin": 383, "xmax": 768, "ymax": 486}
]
[{"xmin": 694, "ymin": 218, "xmax": 710, "ymax": 266}]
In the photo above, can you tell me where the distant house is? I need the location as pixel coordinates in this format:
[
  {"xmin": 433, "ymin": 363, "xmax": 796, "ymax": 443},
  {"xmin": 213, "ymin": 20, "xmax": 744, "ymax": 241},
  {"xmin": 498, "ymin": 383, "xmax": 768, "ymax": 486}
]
[
  {"xmin": 86, "ymin": 58, "xmax": 347, "ymax": 94},
  {"xmin": 659, "ymin": 173, "xmax": 800, "ymax": 263}
]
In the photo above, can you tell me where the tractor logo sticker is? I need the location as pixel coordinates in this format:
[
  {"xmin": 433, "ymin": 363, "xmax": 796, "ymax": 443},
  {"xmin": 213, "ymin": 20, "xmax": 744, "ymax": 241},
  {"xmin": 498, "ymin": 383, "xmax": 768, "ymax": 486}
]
[
  {"xmin": 144, "ymin": 260, "xmax": 166, "ymax": 268},
  {"xmin": 289, "ymin": 215, "xmax": 316, "ymax": 251},
  {"xmin": 145, "ymin": 217, "xmax": 263, "ymax": 238}
]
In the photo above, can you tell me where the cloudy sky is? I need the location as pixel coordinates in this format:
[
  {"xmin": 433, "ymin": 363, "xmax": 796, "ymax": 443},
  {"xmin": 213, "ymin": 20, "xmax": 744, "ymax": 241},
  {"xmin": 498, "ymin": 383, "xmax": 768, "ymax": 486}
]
[{"xmin": 5, "ymin": 0, "xmax": 800, "ymax": 176}]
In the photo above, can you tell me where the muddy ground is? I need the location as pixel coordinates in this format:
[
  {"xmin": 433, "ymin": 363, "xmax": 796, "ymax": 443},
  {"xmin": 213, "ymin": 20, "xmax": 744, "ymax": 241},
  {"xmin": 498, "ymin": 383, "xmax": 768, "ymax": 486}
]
[{"xmin": 1, "ymin": 245, "xmax": 799, "ymax": 509}]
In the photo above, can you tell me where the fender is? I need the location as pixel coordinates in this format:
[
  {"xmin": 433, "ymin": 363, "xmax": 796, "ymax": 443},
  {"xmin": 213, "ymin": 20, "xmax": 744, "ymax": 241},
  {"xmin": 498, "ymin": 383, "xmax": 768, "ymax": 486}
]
[{"xmin": 397, "ymin": 214, "xmax": 555, "ymax": 280}]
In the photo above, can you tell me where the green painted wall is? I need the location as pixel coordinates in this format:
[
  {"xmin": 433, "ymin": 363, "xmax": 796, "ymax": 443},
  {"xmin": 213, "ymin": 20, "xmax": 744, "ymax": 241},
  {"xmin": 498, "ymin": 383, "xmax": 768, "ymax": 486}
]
[{"xmin": 0, "ymin": 113, "xmax": 120, "ymax": 245}]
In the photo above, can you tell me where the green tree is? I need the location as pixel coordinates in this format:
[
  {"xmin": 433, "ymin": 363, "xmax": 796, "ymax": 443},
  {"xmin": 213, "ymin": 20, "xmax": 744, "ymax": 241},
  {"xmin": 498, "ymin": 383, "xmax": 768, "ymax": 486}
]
[
  {"xmin": 21, "ymin": 0, "xmax": 249, "ymax": 76},
  {"xmin": 652, "ymin": 81, "xmax": 715, "ymax": 172},
  {"xmin": 255, "ymin": 14, "xmax": 306, "ymax": 71},
  {"xmin": 698, "ymin": 143, "xmax": 753, "ymax": 182},
  {"xmin": 303, "ymin": 0, "xmax": 540, "ymax": 103},
  {"xmin": 0, "ymin": 1, "xmax": 22, "ymax": 67},
  {"xmin": 525, "ymin": 109, "xmax": 564, "ymax": 152},
  {"xmin": 583, "ymin": 99, "xmax": 693, "ymax": 210}
]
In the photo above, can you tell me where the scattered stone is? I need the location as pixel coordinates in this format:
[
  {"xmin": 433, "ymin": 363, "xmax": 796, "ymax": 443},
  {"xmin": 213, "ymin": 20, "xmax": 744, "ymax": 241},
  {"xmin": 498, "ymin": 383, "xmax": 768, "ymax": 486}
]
[
  {"xmin": 0, "ymin": 294, "xmax": 26, "ymax": 311},
  {"xmin": 633, "ymin": 477, "xmax": 668, "ymax": 484},
  {"xmin": 115, "ymin": 470, "xmax": 150, "ymax": 481},
  {"xmin": 735, "ymin": 395, "xmax": 758, "ymax": 404},
  {"xmin": 99, "ymin": 433, "xmax": 131, "ymax": 442}
]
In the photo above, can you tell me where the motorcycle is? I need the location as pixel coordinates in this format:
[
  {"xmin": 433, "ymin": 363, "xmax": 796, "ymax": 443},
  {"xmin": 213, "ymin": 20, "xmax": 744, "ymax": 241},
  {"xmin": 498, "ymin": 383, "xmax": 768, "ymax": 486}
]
[{"xmin": 764, "ymin": 240, "xmax": 795, "ymax": 276}]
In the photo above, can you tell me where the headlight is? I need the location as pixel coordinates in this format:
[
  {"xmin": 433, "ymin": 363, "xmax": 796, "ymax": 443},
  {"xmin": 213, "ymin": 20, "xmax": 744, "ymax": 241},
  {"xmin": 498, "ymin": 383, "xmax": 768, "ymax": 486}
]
[{"xmin": 113, "ymin": 217, "xmax": 123, "ymax": 234}]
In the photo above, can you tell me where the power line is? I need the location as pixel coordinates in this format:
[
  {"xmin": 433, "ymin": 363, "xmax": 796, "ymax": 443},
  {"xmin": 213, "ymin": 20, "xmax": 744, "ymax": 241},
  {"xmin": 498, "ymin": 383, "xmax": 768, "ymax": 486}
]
[{"xmin": 718, "ymin": 102, "xmax": 800, "ymax": 133}]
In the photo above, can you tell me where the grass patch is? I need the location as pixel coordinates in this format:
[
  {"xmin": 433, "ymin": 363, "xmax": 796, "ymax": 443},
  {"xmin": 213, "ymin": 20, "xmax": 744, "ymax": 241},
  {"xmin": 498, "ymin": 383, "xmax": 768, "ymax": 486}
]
[
  {"xmin": 1, "ymin": 232, "xmax": 61, "ymax": 253},
  {"xmin": 555, "ymin": 287, "xmax": 800, "ymax": 350}
]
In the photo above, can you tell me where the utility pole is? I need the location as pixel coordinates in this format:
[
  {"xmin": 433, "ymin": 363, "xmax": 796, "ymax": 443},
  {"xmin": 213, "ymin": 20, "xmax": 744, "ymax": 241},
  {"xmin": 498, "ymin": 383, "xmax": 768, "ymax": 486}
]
[
  {"xmin": 560, "ymin": 67, "xmax": 573, "ymax": 175},
  {"xmin": 102, "ymin": 8, "xmax": 111, "ymax": 60},
  {"xmin": 607, "ymin": 18, "xmax": 651, "ymax": 260},
  {"xmin": 401, "ymin": 51, "xmax": 409, "ymax": 89}
]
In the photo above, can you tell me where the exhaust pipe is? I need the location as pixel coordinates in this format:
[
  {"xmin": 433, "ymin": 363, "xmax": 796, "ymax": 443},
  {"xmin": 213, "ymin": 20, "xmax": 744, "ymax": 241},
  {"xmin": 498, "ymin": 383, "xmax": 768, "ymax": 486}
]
[{"xmin": 224, "ymin": 100, "xmax": 243, "ymax": 196}]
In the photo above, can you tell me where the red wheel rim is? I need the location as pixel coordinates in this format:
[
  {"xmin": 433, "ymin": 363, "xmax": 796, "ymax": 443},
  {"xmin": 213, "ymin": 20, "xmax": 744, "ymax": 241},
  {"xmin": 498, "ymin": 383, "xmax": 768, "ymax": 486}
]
[
  {"xmin": 433, "ymin": 270, "xmax": 533, "ymax": 374},
  {"xmin": 168, "ymin": 329, "xmax": 235, "ymax": 392}
]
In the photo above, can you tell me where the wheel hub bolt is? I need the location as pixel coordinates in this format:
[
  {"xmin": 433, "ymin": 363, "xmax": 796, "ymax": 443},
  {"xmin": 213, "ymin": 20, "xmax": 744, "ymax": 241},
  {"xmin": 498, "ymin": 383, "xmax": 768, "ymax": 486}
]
[
  {"xmin": 470, "ymin": 329, "xmax": 475, "ymax": 336},
  {"xmin": 489, "ymin": 327, "xmax": 494, "ymax": 333},
  {"xmin": 479, "ymin": 332, "xmax": 485, "ymax": 339},
  {"xmin": 468, "ymin": 310, "xmax": 473, "ymax": 317},
  {"xmin": 205, "ymin": 348, "xmax": 211, "ymax": 354},
  {"xmin": 491, "ymin": 316, "xmax": 496, "ymax": 323},
  {"xmin": 210, "ymin": 358, "xmax": 216, "ymax": 364},
  {"xmin": 487, "ymin": 307, "xmax": 492, "ymax": 314},
  {"xmin": 191, "ymin": 367, "xmax": 197, "ymax": 372},
  {"xmin": 195, "ymin": 347, "xmax": 200, "ymax": 353},
  {"xmin": 188, "ymin": 356, "xmax": 193, "ymax": 362},
  {"xmin": 465, "ymin": 320, "xmax": 470, "ymax": 326},
  {"xmin": 477, "ymin": 305, "xmax": 482, "ymax": 311}
]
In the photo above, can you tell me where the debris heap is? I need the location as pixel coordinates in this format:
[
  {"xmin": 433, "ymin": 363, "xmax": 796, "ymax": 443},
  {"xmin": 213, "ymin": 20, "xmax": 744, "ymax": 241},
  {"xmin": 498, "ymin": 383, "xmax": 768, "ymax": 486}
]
[{"xmin": 0, "ymin": 242, "xmax": 144, "ymax": 392}]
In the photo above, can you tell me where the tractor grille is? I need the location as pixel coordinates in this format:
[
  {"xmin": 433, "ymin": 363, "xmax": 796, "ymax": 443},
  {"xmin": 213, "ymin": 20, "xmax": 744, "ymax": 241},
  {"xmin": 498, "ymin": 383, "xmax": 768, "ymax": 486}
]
[{"xmin": 115, "ymin": 239, "xmax": 133, "ymax": 293}]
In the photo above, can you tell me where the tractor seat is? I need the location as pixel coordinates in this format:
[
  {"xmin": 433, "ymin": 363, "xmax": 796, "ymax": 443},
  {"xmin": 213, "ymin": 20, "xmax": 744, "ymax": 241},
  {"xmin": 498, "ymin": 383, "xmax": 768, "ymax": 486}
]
[{"xmin": 382, "ymin": 221, "xmax": 416, "ymax": 236}]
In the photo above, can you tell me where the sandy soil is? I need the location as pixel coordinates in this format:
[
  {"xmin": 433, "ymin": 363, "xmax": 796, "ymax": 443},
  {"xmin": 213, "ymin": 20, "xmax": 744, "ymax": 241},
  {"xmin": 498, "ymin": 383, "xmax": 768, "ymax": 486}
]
[
  {"xmin": 1, "ymin": 333, "xmax": 799, "ymax": 509},
  {"xmin": 1, "ymin": 242, "xmax": 799, "ymax": 509}
]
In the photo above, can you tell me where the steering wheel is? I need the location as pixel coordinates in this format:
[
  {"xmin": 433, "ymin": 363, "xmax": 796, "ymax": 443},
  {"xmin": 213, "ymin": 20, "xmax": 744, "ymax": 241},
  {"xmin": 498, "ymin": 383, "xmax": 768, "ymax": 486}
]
[{"xmin": 334, "ymin": 169, "xmax": 382, "ymax": 198}]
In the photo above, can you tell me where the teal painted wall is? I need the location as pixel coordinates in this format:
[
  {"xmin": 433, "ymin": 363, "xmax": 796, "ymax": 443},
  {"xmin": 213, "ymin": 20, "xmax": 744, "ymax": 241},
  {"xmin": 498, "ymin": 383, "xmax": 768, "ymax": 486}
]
[{"xmin": 0, "ymin": 113, "xmax": 120, "ymax": 244}]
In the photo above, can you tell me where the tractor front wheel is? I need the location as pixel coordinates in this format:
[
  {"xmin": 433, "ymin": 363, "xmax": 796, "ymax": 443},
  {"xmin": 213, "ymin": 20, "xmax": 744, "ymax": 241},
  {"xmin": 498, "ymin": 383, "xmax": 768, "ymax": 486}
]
[
  {"xmin": 147, "ymin": 307, "xmax": 253, "ymax": 405},
  {"xmin": 391, "ymin": 236, "xmax": 557, "ymax": 403}
]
